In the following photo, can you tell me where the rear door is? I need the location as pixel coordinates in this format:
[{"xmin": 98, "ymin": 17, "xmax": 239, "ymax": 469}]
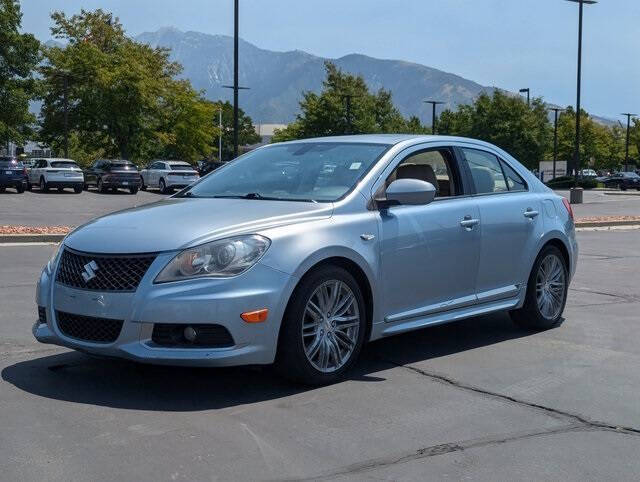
[{"xmin": 458, "ymin": 147, "xmax": 543, "ymax": 303}]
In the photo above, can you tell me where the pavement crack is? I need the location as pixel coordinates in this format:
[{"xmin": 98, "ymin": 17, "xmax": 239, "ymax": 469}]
[{"xmin": 379, "ymin": 357, "xmax": 640, "ymax": 436}]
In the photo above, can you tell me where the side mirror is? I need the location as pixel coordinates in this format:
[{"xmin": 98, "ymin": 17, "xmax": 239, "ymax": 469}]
[{"xmin": 379, "ymin": 178, "xmax": 436, "ymax": 208}]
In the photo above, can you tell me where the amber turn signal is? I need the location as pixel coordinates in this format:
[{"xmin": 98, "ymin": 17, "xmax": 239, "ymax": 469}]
[{"xmin": 241, "ymin": 309, "xmax": 268, "ymax": 323}]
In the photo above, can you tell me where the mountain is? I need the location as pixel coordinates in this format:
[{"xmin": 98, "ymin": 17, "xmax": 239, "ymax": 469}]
[{"xmin": 135, "ymin": 27, "xmax": 494, "ymax": 124}]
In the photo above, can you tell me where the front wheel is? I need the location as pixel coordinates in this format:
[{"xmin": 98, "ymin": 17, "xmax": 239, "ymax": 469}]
[
  {"xmin": 40, "ymin": 177, "xmax": 48, "ymax": 193},
  {"xmin": 275, "ymin": 266, "xmax": 367, "ymax": 385},
  {"xmin": 16, "ymin": 183, "xmax": 25, "ymax": 193},
  {"xmin": 510, "ymin": 245, "xmax": 568, "ymax": 330},
  {"xmin": 129, "ymin": 186, "xmax": 138, "ymax": 195},
  {"xmin": 140, "ymin": 176, "xmax": 146, "ymax": 191},
  {"xmin": 74, "ymin": 186, "xmax": 83, "ymax": 194},
  {"xmin": 97, "ymin": 177, "xmax": 107, "ymax": 193}
]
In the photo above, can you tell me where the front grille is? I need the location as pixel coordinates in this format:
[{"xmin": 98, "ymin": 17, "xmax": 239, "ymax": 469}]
[
  {"xmin": 56, "ymin": 248, "xmax": 156, "ymax": 292},
  {"xmin": 152, "ymin": 324, "xmax": 234, "ymax": 348},
  {"xmin": 56, "ymin": 310, "xmax": 123, "ymax": 343}
]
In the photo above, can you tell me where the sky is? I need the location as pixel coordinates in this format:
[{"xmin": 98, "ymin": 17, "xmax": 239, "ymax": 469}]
[{"xmin": 20, "ymin": 0, "xmax": 639, "ymax": 119}]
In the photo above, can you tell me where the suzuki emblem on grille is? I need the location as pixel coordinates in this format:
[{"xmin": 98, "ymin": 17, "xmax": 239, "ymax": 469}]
[{"xmin": 81, "ymin": 260, "xmax": 99, "ymax": 283}]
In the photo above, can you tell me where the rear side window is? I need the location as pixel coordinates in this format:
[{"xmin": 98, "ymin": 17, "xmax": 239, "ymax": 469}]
[
  {"xmin": 500, "ymin": 160, "xmax": 527, "ymax": 191},
  {"xmin": 51, "ymin": 161, "xmax": 78, "ymax": 169},
  {"xmin": 462, "ymin": 148, "xmax": 508, "ymax": 194}
]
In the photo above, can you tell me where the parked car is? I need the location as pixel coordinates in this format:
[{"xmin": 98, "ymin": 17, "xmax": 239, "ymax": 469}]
[
  {"xmin": 28, "ymin": 158, "xmax": 84, "ymax": 193},
  {"xmin": 579, "ymin": 168, "xmax": 597, "ymax": 179},
  {"xmin": 197, "ymin": 159, "xmax": 225, "ymax": 176},
  {"xmin": 84, "ymin": 159, "xmax": 141, "ymax": 194},
  {"xmin": 34, "ymin": 135, "xmax": 577, "ymax": 385},
  {"xmin": 140, "ymin": 160, "xmax": 199, "ymax": 193},
  {"xmin": 600, "ymin": 171, "xmax": 640, "ymax": 191},
  {"xmin": 0, "ymin": 156, "xmax": 28, "ymax": 193}
]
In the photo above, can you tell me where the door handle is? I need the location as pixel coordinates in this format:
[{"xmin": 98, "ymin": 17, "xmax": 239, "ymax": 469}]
[
  {"xmin": 460, "ymin": 216, "xmax": 480, "ymax": 229},
  {"xmin": 524, "ymin": 208, "xmax": 539, "ymax": 219}
]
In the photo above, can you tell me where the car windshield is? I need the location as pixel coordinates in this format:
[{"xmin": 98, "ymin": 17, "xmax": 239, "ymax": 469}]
[
  {"xmin": 182, "ymin": 142, "xmax": 390, "ymax": 202},
  {"xmin": 170, "ymin": 163, "xmax": 195, "ymax": 171},
  {"xmin": 51, "ymin": 161, "xmax": 79, "ymax": 168},
  {"xmin": 0, "ymin": 160, "xmax": 22, "ymax": 168}
]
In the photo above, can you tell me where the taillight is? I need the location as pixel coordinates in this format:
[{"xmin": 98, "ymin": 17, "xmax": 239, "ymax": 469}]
[{"xmin": 562, "ymin": 198, "xmax": 574, "ymax": 221}]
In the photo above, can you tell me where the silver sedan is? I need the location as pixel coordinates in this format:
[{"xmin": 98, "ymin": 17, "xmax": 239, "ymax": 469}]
[{"xmin": 34, "ymin": 135, "xmax": 577, "ymax": 385}]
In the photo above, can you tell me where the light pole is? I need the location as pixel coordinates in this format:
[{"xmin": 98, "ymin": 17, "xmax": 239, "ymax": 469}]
[
  {"xmin": 424, "ymin": 100, "xmax": 445, "ymax": 134},
  {"xmin": 218, "ymin": 107, "xmax": 223, "ymax": 162},
  {"xmin": 621, "ymin": 113, "xmax": 636, "ymax": 172},
  {"xmin": 566, "ymin": 0, "xmax": 597, "ymax": 204},
  {"xmin": 222, "ymin": 0, "xmax": 249, "ymax": 159},
  {"xmin": 549, "ymin": 107, "xmax": 564, "ymax": 180},
  {"xmin": 519, "ymin": 88, "xmax": 530, "ymax": 106}
]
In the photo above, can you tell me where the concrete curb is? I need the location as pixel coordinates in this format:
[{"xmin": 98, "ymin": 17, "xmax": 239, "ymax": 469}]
[
  {"xmin": 603, "ymin": 191, "xmax": 640, "ymax": 196},
  {"xmin": 574, "ymin": 220, "xmax": 640, "ymax": 228},
  {"xmin": 0, "ymin": 234, "xmax": 66, "ymax": 244}
]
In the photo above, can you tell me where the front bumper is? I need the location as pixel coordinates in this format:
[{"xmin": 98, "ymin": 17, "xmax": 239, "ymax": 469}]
[{"xmin": 34, "ymin": 253, "xmax": 297, "ymax": 366}]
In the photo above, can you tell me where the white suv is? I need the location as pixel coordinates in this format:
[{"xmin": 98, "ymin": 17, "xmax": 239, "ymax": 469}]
[
  {"xmin": 140, "ymin": 160, "xmax": 199, "ymax": 194},
  {"xmin": 28, "ymin": 158, "xmax": 85, "ymax": 193}
]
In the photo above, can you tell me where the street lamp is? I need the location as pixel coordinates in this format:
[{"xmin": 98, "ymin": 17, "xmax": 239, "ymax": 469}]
[
  {"xmin": 621, "ymin": 113, "xmax": 636, "ymax": 173},
  {"xmin": 549, "ymin": 107, "xmax": 564, "ymax": 180},
  {"xmin": 424, "ymin": 100, "xmax": 445, "ymax": 134},
  {"xmin": 519, "ymin": 88, "xmax": 530, "ymax": 106},
  {"xmin": 566, "ymin": 0, "xmax": 597, "ymax": 204}
]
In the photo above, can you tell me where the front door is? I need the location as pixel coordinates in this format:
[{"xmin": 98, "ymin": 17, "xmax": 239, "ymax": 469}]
[{"xmin": 377, "ymin": 145, "xmax": 481, "ymax": 325}]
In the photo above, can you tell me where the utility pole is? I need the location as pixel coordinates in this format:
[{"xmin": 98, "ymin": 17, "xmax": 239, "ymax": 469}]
[
  {"xmin": 621, "ymin": 113, "xmax": 636, "ymax": 172},
  {"xmin": 519, "ymin": 88, "xmax": 530, "ymax": 106},
  {"xmin": 566, "ymin": 0, "xmax": 597, "ymax": 203},
  {"xmin": 549, "ymin": 107, "xmax": 564, "ymax": 179},
  {"xmin": 63, "ymin": 74, "xmax": 69, "ymax": 158},
  {"xmin": 222, "ymin": 0, "xmax": 249, "ymax": 159},
  {"xmin": 218, "ymin": 107, "xmax": 223, "ymax": 162},
  {"xmin": 424, "ymin": 100, "xmax": 445, "ymax": 134},
  {"xmin": 341, "ymin": 94, "xmax": 356, "ymax": 134}
]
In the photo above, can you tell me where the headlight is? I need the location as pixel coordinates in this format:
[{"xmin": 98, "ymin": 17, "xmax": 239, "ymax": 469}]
[{"xmin": 155, "ymin": 235, "xmax": 271, "ymax": 283}]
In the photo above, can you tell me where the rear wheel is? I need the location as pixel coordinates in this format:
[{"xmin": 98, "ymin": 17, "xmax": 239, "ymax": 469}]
[
  {"xmin": 140, "ymin": 176, "xmax": 146, "ymax": 191},
  {"xmin": 129, "ymin": 186, "xmax": 138, "ymax": 195},
  {"xmin": 40, "ymin": 177, "xmax": 48, "ymax": 193},
  {"xmin": 510, "ymin": 245, "xmax": 568, "ymax": 330},
  {"xmin": 97, "ymin": 177, "xmax": 107, "ymax": 193},
  {"xmin": 275, "ymin": 265, "xmax": 367, "ymax": 385},
  {"xmin": 74, "ymin": 186, "xmax": 83, "ymax": 194},
  {"xmin": 16, "ymin": 183, "xmax": 25, "ymax": 193},
  {"xmin": 159, "ymin": 178, "xmax": 168, "ymax": 194}
]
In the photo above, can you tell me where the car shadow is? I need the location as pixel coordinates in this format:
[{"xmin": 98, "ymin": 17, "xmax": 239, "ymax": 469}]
[
  {"xmin": 2, "ymin": 312, "xmax": 541, "ymax": 412},
  {"xmin": 30, "ymin": 189, "xmax": 79, "ymax": 195}
]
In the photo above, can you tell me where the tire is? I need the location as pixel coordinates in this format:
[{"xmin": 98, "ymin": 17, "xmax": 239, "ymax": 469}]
[
  {"xmin": 0, "ymin": 187, "xmax": 5, "ymax": 193},
  {"xmin": 16, "ymin": 183, "xmax": 25, "ymax": 193},
  {"xmin": 97, "ymin": 177, "xmax": 107, "ymax": 193},
  {"xmin": 510, "ymin": 245, "xmax": 568, "ymax": 330},
  {"xmin": 57, "ymin": 187, "xmax": 64, "ymax": 193},
  {"xmin": 74, "ymin": 186, "xmax": 83, "ymax": 194},
  {"xmin": 140, "ymin": 176, "xmax": 146, "ymax": 191},
  {"xmin": 129, "ymin": 186, "xmax": 138, "ymax": 195},
  {"xmin": 159, "ymin": 178, "xmax": 168, "ymax": 194},
  {"xmin": 26, "ymin": 182, "xmax": 32, "ymax": 191},
  {"xmin": 40, "ymin": 177, "xmax": 48, "ymax": 193},
  {"xmin": 275, "ymin": 265, "xmax": 367, "ymax": 385}
]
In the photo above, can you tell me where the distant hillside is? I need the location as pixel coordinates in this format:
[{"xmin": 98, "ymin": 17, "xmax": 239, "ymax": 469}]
[{"xmin": 135, "ymin": 27, "xmax": 495, "ymax": 124}]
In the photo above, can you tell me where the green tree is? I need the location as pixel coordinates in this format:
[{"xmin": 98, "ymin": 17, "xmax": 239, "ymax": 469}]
[
  {"xmin": 215, "ymin": 101, "xmax": 261, "ymax": 161},
  {"xmin": 437, "ymin": 91, "xmax": 551, "ymax": 169},
  {"xmin": 272, "ymin": 62, "xmax": 424, "ymax": 142},
  {"xmin": 0, "ymin": 0, "xmax": 40, "ymax": 149},
  {"xmin": 39, "ymin": 9, "xmax": 216, "ymax": 163}
]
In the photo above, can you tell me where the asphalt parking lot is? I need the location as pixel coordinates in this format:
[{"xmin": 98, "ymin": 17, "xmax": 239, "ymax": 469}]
[
  {"xmin": 0, "ymin": 188, "xmax": 167, "ymax": 227},
  {"xmin": 1, "ymin": 229, "xmax": 639, "ymax": 480}
]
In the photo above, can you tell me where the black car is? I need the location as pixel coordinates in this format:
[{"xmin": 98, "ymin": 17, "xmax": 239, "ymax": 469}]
[
  {"xmin": 0, "ymin": 156, "xmax": 28, "ymax": 193},
  {"xmin": 197, "ymin": 160, "xmax": 226, "ymax": 177},
  {"xmin": 84, "ymin": 159, "xmax": 141, "ymax": 194},
  {"xmin": 602, "ymin": 172, "xmax": 640, "ymax": 191}
]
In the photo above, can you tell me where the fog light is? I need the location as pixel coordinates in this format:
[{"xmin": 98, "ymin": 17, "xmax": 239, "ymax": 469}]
[{"xmin": 183, "ymin": 326, "xmax": 197, "ymax": 342}]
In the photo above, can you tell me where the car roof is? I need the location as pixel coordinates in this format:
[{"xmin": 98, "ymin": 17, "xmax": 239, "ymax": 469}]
[
  {"xmin": 165, "ymin": 160, "xmax": 190, "ymax": 164},
  {"xmin": 38, "ymin": 158, "xmax": 77, "ymax": 162}
]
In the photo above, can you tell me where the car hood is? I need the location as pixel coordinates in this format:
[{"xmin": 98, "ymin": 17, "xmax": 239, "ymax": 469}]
[{"xmin": 64, "ymin": 198, "xmax": 333, "ymax": 254}]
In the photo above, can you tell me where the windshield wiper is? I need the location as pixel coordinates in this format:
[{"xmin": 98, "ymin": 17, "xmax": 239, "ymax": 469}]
[{"xmin": 211, "ymin": 193, "xmax": 317, "ymax": 202}]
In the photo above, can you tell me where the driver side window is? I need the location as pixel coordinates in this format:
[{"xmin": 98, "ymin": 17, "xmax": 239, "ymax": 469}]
[{"xmin": 386, "ymin": 148, "xmax": 460, "ymax": 198}]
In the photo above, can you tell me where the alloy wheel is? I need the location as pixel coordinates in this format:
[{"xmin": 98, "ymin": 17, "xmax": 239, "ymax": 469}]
[
  {"xmin": 535, "ymin": 254, "xmax": 566, "ymax": 320},
  {"xmin": 302, "ymin": 280, "xmax": 360, "ymax": 373}
]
